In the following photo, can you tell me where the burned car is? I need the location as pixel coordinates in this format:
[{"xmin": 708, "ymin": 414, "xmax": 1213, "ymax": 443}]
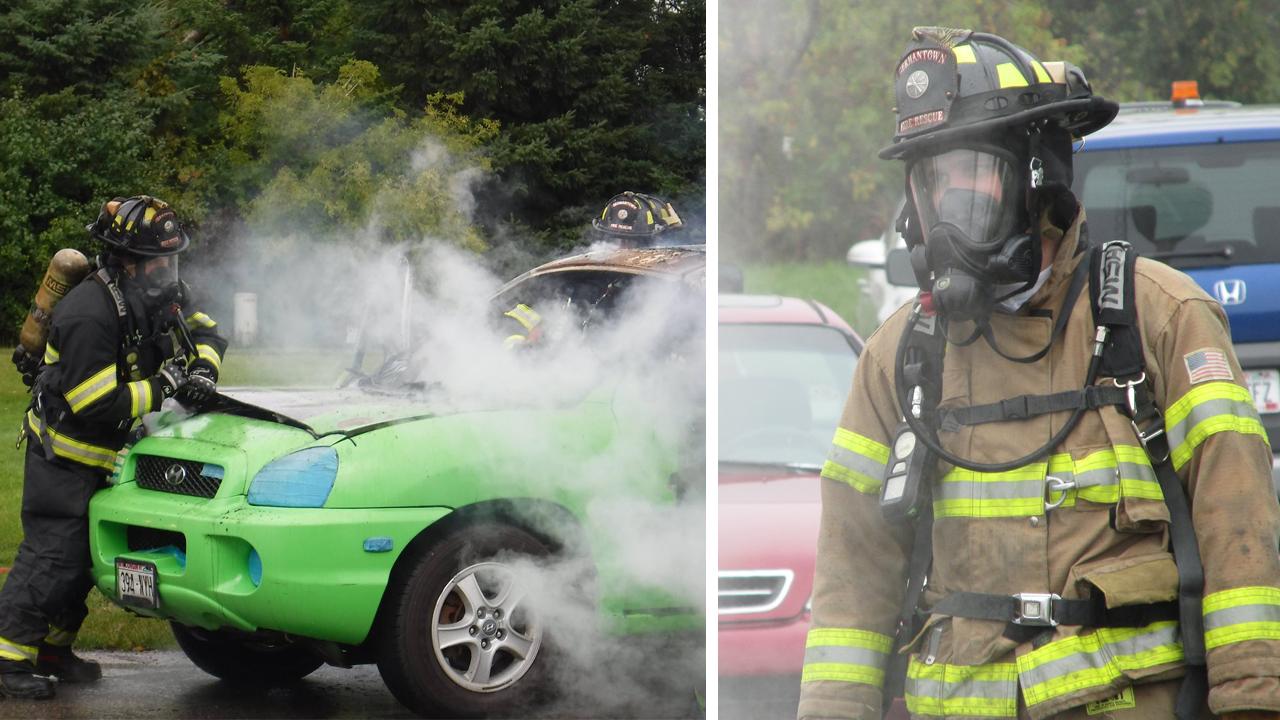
[{"xmin": 88, "ymin": 246, "xmax": 706, "ymax": 717}]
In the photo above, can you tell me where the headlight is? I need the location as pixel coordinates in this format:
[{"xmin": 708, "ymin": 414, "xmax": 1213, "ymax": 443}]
[{"xmin": 247, "ymin": 447, "xmax": 339, "ymax": 508}]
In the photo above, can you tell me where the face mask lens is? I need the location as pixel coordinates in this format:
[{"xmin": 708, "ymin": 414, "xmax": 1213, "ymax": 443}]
[
  {"xmin": 910, "ymin": 149, "xmax": 1018, "ymax": 246},
  {"xmin": 144, "ymin": 256, "xmax": 178, "ymax": 287}
]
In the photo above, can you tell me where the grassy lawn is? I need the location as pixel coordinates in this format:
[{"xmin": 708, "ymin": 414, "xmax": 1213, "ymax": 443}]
[
  {"xmin": 0, "ymin": 347, "xmax": 349, "ymax": 649},
  {"xmin": 739, "ymin": 261, "xmax": 878, "ymax": 338}
]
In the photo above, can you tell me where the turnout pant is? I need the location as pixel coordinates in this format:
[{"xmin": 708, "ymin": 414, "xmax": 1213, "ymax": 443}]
[{"xmin": 0, "ymin": 442, "xmax": 105, "ymax": 672}]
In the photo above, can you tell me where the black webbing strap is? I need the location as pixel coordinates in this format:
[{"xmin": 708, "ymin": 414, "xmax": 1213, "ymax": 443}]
[
  {"xmin": 927, "ymin": 591, "xmax": 1179, "ymax": 627},
  {"xmin": 882, "ymin": 503, "xmax": 935, "ymax": 706},
  {"xmin": 1089, "ymin": 240, "xmax": 1205, "ymax": 719},
  {"xmin": 938, "ymin": 385, "xmax": 1130, "ymax": 432}
]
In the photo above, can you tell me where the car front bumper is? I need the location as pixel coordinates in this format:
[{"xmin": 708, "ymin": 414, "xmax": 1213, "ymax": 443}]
[
  {"xmin": 718, "ymin": 612, "xmax": 810, "ymax": 677},
  {"xmin": 90, "ymin": 482, "xmax": 450, "ymax": 645}
]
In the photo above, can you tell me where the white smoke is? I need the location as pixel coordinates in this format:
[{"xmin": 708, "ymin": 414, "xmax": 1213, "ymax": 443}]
[{"xmin": 185, "ymin": 134, "xmax": 707, "ymax": 714}]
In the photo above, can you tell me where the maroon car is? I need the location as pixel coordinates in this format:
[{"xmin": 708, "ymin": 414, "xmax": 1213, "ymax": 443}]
[{"xmin": 718, "ymin": 293, "xmax": 872, "ymax": 719}]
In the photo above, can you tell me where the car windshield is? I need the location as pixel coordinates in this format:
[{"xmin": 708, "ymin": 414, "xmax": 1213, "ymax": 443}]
[
  {"xmin": 719, "ymin": 323, "xmax": 858, "ymax": 467},
  {"xmin": 1073, "ymin": 140, "xmax": 1280, "ymax": 268}
]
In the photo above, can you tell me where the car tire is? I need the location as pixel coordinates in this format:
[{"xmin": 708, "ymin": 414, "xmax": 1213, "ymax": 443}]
[
  {"xmin": 170, "ymin": 622, "xmax": 324, "ymax": 683},
  {"xmin": 376, "ymin": 522, "xmax": 554, "ymax": 718}
]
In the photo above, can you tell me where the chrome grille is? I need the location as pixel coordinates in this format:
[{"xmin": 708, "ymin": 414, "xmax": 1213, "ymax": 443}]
[
  {"xmin": 718, "ymin": 569, "xmax": 794, "ymax": 615},
  {"xmin": 134, "ymin": 456, "xmax": 223, "ymax": 499}
]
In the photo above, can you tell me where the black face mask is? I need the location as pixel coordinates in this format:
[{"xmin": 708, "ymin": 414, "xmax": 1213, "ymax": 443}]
[
  {"xmin": 909, "ymin": 148, "xmax": 1039, "ymax": 322},
  {"xmin": 132, "ymin": 258, "xmax": 182, "ymax": 311}
]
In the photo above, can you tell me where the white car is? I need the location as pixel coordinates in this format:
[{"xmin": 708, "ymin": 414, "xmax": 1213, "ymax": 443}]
[{"xmin": 845, "ymin": 198, "xmax": 917, "ymax": 327}]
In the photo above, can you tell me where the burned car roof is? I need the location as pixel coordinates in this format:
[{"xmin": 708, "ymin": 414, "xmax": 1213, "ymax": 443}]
[{"xmin": 493, "ymin": 245, "xmax": 706, "ymax": 300}]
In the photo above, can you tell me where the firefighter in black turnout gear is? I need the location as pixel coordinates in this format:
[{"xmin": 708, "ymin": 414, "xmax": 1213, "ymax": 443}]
[{"xmin": 0, "ymin": 196, "xmax": 228, "ymax": 699}]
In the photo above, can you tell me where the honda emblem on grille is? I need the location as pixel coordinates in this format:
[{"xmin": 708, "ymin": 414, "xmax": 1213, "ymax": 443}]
[
  {"xmin": 1214, "ymin": 279, "xmax": 1246, "ymax": 306},
  {"xmin": 164, "ymin": 465, "xmax": 187, "ymax": 486}
]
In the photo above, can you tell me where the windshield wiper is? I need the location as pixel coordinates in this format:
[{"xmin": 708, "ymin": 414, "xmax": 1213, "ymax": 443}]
[
  {"xmin": 719, "ymin": 460, "xmax": 824, "ymax": 473},
  {"xmin": 1149, "ymin": 247, "xmax": 1233, "ymax": 261}
]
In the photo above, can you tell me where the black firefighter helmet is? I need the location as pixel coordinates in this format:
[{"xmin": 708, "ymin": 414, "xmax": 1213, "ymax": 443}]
[
  {"xmin": 88, "ymin": 195, "xmax": 189, "ymax": 258},
  {"xmin": 880, "ymin": 28, "xmax": 1120, "ymax": 322},
  {"xmin": 880, "ymin": 27, "xmax": 1117, "ymax": 162},
  {"xmin": 592, "ymin": 192, "xmax": 683, "ymax": 245}
]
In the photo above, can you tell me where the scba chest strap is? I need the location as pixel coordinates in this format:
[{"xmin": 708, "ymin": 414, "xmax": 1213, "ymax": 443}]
[{"xmin": 886, "ymin": 239, "xmax": 1207, "ymax": 719}]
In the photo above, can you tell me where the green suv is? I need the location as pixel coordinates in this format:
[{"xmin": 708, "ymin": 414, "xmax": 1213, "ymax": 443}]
[{"xmin": 89, "ymin": 246, "xmax": 706, "ymax": 717}]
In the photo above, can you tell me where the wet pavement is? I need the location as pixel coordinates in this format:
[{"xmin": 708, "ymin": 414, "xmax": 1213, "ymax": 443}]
[{"xmin": 0, "ymin": 641, "xmax": 705, "ymax": 719}]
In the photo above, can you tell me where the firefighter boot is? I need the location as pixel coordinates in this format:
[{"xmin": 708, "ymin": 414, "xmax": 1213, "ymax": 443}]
[
  {"xmin": 36, "ymin": 643, "xmax": 101, "ymax": 683},
  {"xmin": 0, "ymin": 667, "xmax": 56, "ymax": 700}
]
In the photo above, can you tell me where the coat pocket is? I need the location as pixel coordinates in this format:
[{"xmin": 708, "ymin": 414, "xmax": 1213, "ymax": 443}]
[{"xmin": 1069, "ymin": 551, "xmax": 1179, "ymax": 608}]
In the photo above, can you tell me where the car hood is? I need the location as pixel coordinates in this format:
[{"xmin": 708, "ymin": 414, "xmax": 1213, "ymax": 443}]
[
  {"xmin": 718, "ymin": 469, "xmax": 823, "ymax": 622},
  {"xmin": 211, "ymin": 387, "xmax": 450, "ymax": 436}
]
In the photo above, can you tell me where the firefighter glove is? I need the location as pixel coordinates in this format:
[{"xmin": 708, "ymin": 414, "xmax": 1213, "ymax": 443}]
[
  {"xmin": 156, "ymin": 362, "xmax": 188, "ymax": 399},
  {"xmin": 177, "ymin": 370, "xmax": 216, "ymax": 407}
]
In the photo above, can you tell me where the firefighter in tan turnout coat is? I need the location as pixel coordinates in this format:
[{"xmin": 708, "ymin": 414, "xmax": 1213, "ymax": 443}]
[{"xmin": 799, "ymin": 28, "xmax": 1280, "ymax": 720}]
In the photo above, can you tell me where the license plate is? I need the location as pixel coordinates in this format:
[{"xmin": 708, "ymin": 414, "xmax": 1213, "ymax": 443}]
[
  {"xmin": 1245, "ymin": 369, "xmax": 1280, "ymax": 414},
  {"xmin": 115, "ymin": 559, "xmax": 158, "ymax": 609}
]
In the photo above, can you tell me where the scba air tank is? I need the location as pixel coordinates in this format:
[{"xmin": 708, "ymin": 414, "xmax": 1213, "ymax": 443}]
[{"xmin": 12, "ymin": 248, "xmax": 91, "ymax": 384}]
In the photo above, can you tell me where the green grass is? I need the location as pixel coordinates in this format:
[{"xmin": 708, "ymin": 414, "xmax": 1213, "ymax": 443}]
[
  {"xmin": 740, "ymin": 261, "xmax": 878, "ymax": 338},
  {"xmin": 0, "ymin": 348, "xmax": 349, "ymax": 649}
]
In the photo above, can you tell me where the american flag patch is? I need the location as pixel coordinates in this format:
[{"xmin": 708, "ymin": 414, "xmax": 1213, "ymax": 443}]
[{"xmin": 1184, "ymin": 348, "xmax": 1233, "ymax": 384}]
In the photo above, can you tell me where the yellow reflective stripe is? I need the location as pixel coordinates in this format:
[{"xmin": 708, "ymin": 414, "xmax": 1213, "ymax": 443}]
[
  {"xmin": 821, "ymin": 428, "xmax": 889, "ymax": 493},
  {"xmin": 805, "ymin": 628, "xmax": 893, "ymax": 652},
  {"xmin": 185, "ymin": 311, "xmax": 216, "ymax": 330},
  {"xmin": 1032, "ymin": 60, "xmax": 1052, "ymax": 83},
  {"xmin": 1203, "ymin": 586, "xmax": 1280, "ymax": 650},
  {"xmin": 1165, "ymin": 382, "xmax": 1267, "ymax": 469},
  {"xmin": 45, "ymin": 623, "xmax": 76, "ymax": 647},
  {"xmin": 26, "ymin": 409, "xmax": 117, "ymax": 470},
  {"xmin": 933, "ymin": 447, "xmax": 1161, "ymax": 518},
  {"xmin": 996, "ymin": 63, "xmax": 1028, "ymax": 88},
  {"xmin": 802, "ymin": 628, "xmax": 892, "ymax": 688},
  {"xmin": 953, "ymin": 45, "xmax": 976, "ymax": 64},
  {"xmin": 1017, "ymin": 622, "xmax": 1183, "ymax": 706},
  {"xmin": 66, "ymin": 364, "xmax": 117, "ymax": 413},
  {"xmin": 503, "ymin": 335, "xmax": 526, "ymax": 350},
  {"xmin": 44, "ymin": 343, "xmax": 60, "ymax": 364},
  {"xmin": 196, "ymin": 344, "xmax": 222, "ymax": 374},
  {"xmin": 504, "ymin": 303, "xmax": 542, "ymax": 330},
  {"xmin": 126, "ymin": 379, "xmax": 152, "ymax": 417},
  {"xmin": 906, "ymin": 659, "xmax": 1018, "ymax": 718},
  {"xmin": 0, "ymin": 635, "xmax": 38, "ymax": 662}
]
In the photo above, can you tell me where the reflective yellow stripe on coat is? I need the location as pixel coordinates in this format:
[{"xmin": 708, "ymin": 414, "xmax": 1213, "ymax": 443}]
[
  {"xmin": 1016, "ymin": 621, "xmax": 1183, "ymax": 707},
  {"xmin": 801, "ymin": 628, "xmax": 893, "ymax": 687},
  {"xmin": 934, "ymin": 445, "xmax": 1162, "ymax": 518},
  {"xmin": 26, "ymin": 410, "xmax": 117, "ymax": 470},
  {"xmin": 821, "ymin": 428, "xmax": 888, "ymax": 494},
  {"xmin": 43, "ymin": 343, "xmax": 60, "ymax": 364},
  {"xmin": 1203, "ymin": 586, "xmax": 1280, "ymax": 649},
  {"xmin": 905, "ymin": 659, "xmax": 1018, "ymax": 718},
  {"xmin": 195, "ymin": 344, "xmax": 222, "ymax": 374},
  {"xmin": 1165, "ymin": 381, "xmax": 1267, "ymax": 469},
  {"xmin": 65, "ymin": 364, "xmax": 117, "ymax": 413}
]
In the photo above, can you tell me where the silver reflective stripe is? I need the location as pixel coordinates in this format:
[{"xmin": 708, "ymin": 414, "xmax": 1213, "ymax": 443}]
[
  {"xmin": 1204, "ymin": 603, "xmax": 1280, "ymax": 632},
  {"xmin": 1019, "ymin": 624, "xmax": 1180, "ymax": 692},
  {"xmin": 0, "ymin": 638, "xmax": 37, "ymax": 662},
  {"xmin": 66, "ymin": 365, "xmax": 117, "ymax": 412},
  {"xmin": 827, "ymin": 443, "xmax": 887, "ymax": 481},
  {"xmin": 804, "ymin": 644, "xmax": 888, "ymax": 671},
  {"xmin": 907, "ymin": 674, "xmax": 1018, "ymax": 702},
  {"xmin": 936, "ymin": 477, "xmax": 1044, "ymax": 503},
  {"xmin": 45, "ymin": 625, "xmax": 76, "ymax": 647},
  {"xmin": 1167, "ymin": 397, "xmax": 1261, "ymax": 451}
]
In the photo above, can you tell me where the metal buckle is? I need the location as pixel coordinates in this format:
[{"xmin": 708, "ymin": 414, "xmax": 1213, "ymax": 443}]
[
  {"xmin": 1013, "ymin": 593, "xmax": 1060, "ymax": 626},
  {"xmin": 1044, "ymin": 475, "xmax": 1076, "ymax": 511},
  {"xmin": 1112, "ymin": 373, "xmax": 1170, "ymax": 463}
]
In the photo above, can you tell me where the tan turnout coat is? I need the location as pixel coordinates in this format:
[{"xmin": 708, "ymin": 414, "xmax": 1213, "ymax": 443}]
[{"xmin": 799, "ymin": 210, "xmax": 1280, "ymax": 719}]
